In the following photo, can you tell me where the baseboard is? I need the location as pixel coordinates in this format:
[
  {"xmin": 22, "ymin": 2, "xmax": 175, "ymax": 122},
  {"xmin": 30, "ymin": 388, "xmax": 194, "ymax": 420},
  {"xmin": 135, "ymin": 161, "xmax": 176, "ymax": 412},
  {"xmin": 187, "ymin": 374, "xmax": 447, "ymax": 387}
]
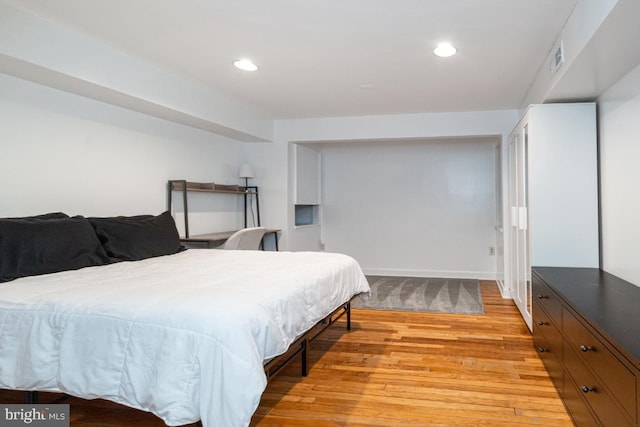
[{"xmin": 362, "ymin": 268, "xmax": 497, "ymax": 281}]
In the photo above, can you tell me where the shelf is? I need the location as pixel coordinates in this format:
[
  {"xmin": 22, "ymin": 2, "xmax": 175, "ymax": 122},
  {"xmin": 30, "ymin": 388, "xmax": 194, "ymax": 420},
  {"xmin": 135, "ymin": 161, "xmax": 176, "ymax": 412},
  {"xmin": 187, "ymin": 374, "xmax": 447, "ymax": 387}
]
[
  {"xmin": 167, "ymin": 179, "xmax": 261, "ymax": 239},
  {"xmin": 169, "ymin": 180, "xmax": 256, "ymax": 195}
]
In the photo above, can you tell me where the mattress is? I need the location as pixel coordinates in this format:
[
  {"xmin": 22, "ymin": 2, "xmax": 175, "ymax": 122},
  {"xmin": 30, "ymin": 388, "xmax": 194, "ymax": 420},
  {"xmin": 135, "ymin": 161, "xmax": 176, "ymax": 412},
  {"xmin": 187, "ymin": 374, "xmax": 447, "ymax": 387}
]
[{"xmin": 0, "ymin": 249, "xmax": 370, "ymax": 426}]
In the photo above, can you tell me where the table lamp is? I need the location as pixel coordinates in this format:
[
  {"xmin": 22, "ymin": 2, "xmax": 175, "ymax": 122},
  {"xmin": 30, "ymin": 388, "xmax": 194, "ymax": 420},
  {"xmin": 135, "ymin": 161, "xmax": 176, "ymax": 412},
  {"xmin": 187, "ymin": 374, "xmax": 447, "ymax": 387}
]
[{"xmin": 238, "ymin": 164, "xmax": 254, "ymax": 189}]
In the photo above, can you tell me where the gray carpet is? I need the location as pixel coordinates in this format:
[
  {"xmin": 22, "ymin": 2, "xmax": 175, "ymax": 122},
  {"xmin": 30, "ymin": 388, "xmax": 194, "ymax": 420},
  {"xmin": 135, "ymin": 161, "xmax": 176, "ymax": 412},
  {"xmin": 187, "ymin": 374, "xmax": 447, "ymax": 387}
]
[{"xmin": 353, "ymin": 276, "xmax": 484, "ymax": 315}]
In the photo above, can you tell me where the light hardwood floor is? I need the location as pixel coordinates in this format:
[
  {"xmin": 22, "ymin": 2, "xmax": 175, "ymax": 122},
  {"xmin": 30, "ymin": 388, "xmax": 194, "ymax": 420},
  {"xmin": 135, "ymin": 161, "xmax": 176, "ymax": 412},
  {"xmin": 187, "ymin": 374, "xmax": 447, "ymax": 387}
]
[{"xmin": 0, "ymin": 281, "xmax": 572, "ymax": 426}]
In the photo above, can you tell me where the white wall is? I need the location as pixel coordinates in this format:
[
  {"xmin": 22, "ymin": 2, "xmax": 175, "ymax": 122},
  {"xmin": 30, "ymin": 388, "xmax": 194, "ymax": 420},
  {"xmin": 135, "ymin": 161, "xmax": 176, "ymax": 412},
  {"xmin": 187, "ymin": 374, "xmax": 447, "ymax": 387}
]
[
  {"xmin": 274, "ymin": 109, "xmax": 518, "ymax": 287},
  {"xmin": 598, "ymin": 62, "xmax": 640, "ymax": 286},
  {"xmin": 320, "ymin": 138, "xmax": 500, "ymax": 279},
  {"xmin": 0, "ymin": 2, "xmax": 273, "ymax": 142},
  {"xmin": 0, "ymin": 73, "xmax": 248, "ymax": 235}
]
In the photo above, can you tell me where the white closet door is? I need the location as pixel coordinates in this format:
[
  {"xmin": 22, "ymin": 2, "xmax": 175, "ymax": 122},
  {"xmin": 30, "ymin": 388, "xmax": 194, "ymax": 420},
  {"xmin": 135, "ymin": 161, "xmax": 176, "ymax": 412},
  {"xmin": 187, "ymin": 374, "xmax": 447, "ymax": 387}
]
[
  {"xmin": 510, "ymin": 125, "xmax": 532, "ymax": 330},
  {"xmin": 508, "ymin": 136, "xmax": 519, "ymax": 315}
]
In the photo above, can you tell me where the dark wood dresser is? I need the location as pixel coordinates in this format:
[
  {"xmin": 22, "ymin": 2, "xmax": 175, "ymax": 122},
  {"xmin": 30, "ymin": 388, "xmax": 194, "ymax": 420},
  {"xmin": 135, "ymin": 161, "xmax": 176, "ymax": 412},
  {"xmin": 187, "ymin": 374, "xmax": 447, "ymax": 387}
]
[{"xmin": 532, "ymin": 267, "xmax": 640, "ymax": 426}]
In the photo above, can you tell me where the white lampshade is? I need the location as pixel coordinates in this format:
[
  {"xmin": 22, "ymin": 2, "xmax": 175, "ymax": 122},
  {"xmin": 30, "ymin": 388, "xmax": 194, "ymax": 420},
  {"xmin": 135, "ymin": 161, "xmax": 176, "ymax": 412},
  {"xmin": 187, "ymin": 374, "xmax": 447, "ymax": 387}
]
[{"xmin": 238, "ymin": 164, "xmax": 254, "ymax": 179}]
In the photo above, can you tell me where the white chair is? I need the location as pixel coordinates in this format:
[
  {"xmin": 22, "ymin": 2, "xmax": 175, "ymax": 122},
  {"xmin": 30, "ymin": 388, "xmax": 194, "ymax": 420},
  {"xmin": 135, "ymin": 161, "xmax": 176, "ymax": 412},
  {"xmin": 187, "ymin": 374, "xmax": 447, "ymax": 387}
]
[{"xmin": 222, "ymin": 227, "xmax": 267, "ymax": 250}]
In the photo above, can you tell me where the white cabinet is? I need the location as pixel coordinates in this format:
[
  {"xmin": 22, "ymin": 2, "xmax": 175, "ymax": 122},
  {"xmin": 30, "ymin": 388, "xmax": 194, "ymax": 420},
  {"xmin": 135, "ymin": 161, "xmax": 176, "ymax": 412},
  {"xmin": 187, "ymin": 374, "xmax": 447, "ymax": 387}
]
[
  {"xmin": 508, "ymin": 103, "xmax": 599, "ymax": 330},
  {"xmin": 294, "ymin": 144, "xmax": 321, "ymax": 205}
]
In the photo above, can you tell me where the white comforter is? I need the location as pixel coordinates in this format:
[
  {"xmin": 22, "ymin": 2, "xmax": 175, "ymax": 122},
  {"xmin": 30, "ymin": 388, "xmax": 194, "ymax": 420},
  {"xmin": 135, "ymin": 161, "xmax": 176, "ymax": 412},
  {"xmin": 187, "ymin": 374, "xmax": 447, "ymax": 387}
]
[{"xmin": 0, "ymin": 249, "xmax": 370, "ymax": 427}]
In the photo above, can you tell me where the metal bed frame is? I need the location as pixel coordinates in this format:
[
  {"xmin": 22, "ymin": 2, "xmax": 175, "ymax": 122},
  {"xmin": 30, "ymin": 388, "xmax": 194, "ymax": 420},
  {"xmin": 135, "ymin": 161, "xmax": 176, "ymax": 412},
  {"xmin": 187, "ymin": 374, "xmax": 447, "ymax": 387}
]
[{"xmin": 264, "ymin": 300, "xmax": 351, "ymax": 380}]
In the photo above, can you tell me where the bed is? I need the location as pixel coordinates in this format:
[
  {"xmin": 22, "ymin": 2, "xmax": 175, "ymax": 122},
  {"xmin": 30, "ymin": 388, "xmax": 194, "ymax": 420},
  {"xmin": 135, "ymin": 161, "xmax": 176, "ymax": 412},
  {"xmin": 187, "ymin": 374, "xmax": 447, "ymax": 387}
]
[{"xmin": 0, "ymin": 212, "xmax": 370, "ymax": 427}]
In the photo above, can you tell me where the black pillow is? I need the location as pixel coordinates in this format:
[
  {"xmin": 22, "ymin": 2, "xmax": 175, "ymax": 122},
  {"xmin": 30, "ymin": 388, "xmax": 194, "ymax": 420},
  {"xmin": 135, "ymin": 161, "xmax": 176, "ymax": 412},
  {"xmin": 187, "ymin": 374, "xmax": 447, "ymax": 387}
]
[
  {"xmin": 88, "ymin": 211, "xmax": 182, "ymax": 261},
  {"xmin": 0, "ymin": 215, "xmax": 110, "ymax": 282}
]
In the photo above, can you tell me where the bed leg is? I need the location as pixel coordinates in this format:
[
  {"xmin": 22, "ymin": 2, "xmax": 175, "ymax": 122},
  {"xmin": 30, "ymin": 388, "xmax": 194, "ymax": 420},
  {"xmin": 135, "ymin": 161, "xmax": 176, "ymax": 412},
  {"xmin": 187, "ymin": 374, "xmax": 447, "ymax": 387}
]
[
  {"xmin": 25, "ymin": 391, "xmax": 39, "ymax": 404},
  {"xmin": 346, "ymin": 301, "xmax": 351, "ymax": 331},
  {"xmin": 301, "ymin": 338, "xmax": 309, "ymax": 377}
]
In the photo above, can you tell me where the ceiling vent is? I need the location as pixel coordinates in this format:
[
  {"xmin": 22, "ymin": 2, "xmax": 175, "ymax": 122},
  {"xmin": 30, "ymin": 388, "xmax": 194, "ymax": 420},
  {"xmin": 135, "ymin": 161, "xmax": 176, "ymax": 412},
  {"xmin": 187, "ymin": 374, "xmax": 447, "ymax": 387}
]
[{"xmin": 550, "ymin": 40, "xmax": 564, "ymax": 75}]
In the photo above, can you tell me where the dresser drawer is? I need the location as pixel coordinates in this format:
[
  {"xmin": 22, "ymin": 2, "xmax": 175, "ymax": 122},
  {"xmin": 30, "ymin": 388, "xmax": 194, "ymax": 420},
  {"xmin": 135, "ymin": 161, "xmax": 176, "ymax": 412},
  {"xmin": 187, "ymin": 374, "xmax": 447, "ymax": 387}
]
[
  {"xmin": 565, "ymin": 343, "xmax": 633, "ymax": 427},
  {"xmin": 534, "ymin": 332, "xmax": 564, "ymax": 393},
  {"xmin": 532, "ymin": 274, "xmax": 562, "ymax": 327},
  {"xmin": 533, "ymin": 300, "xmax": 563, "ymax": 392},
  {"xmin": 535, "ymin": 304, "xmax": 563, "ymax": 359},
  {"xmin": 563, "ymin": 308, "xmax": 637, "ymax": 420},
  {"xmin": 562, "ymin": 375, "xmax": 600, "ymax": 427}
]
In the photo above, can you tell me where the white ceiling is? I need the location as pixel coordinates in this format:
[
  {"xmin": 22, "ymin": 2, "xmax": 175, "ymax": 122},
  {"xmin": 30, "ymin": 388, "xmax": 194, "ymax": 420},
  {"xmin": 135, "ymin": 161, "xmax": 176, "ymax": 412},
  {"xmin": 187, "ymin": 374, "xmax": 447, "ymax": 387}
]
[{"xmin": 6, "ymin": 0, "xmax": 578, "ymax": 119}]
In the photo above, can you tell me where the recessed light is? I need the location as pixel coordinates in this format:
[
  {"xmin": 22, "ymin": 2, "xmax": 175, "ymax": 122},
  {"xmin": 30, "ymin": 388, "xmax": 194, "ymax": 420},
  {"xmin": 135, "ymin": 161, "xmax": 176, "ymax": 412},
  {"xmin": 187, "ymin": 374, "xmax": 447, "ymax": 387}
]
[
  {"xmin": 233, "ymin": 59, "xmax": 258, "ymax": 71},
  {"xmin": 434, "ymin": 43, "xmax": 456, "ymax": 58}
]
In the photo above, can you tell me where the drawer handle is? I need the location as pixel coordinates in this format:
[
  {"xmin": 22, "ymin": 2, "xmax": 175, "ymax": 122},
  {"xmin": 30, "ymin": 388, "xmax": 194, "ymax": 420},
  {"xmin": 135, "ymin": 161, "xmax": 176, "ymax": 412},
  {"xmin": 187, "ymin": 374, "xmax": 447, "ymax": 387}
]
[
  {"xmin": 581, "ymin": 385, "xmax": 595, "ymax": 393},
  {"xmin": 580, "ymin": 345, "xmax": 593, "ymax": 352},
  {"xmin": 536, "ymin": 294, "xmax": 548, "ymax": 300},
  {"xmin": 538, "ymin": 347, "xmax": 548, "ymax": 353},
  {"xmin": 537, "ymin": 321, "xmax": 548, "ymax": 326}
]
